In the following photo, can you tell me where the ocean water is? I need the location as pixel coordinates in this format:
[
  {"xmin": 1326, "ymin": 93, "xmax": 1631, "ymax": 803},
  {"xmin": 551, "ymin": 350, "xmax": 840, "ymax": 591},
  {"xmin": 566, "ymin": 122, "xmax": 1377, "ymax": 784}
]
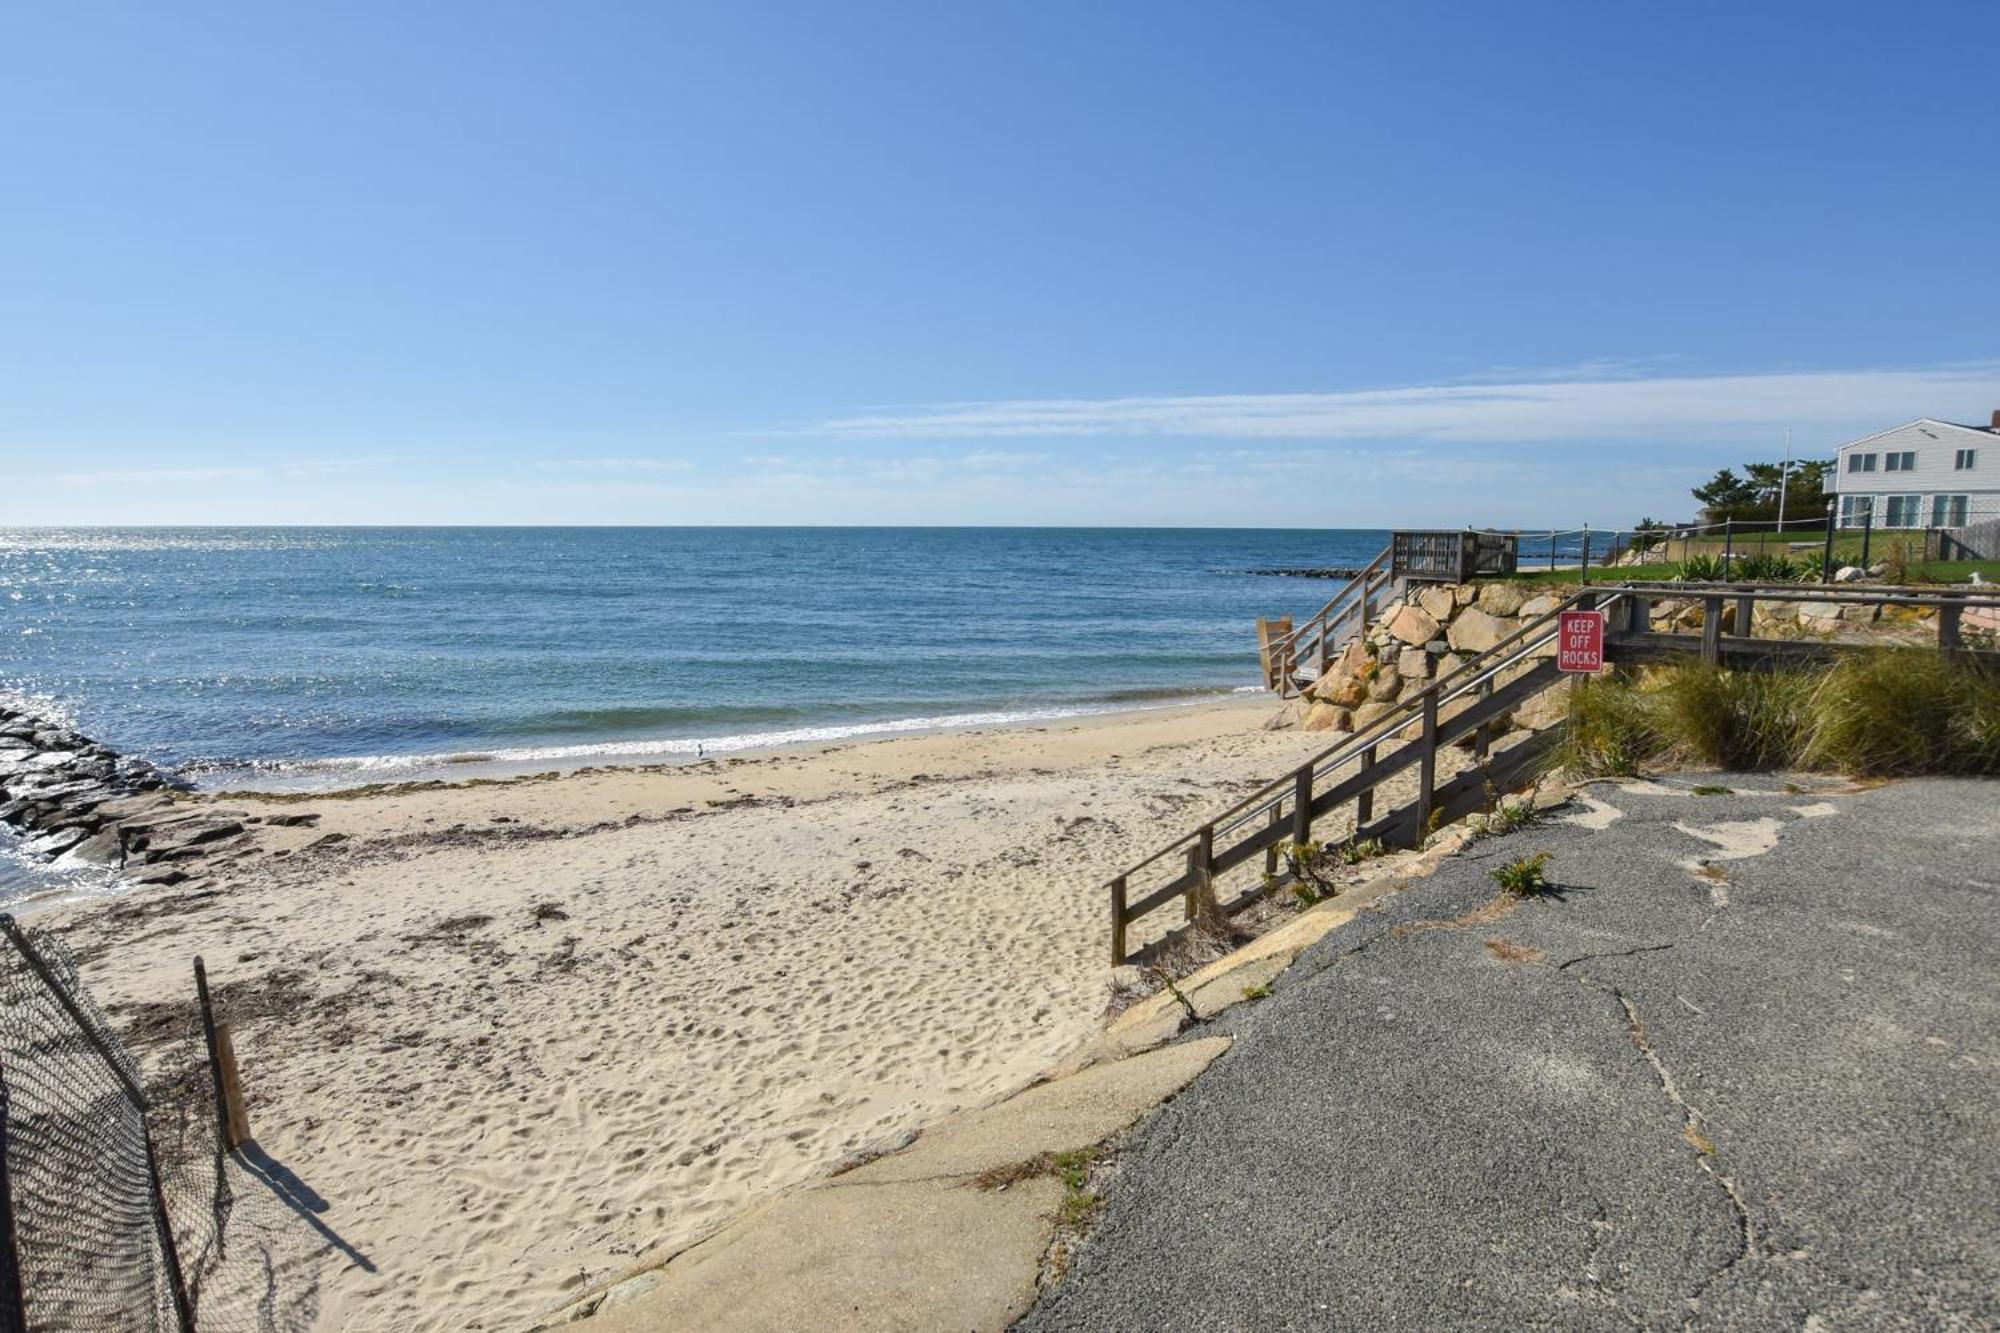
[{"xmin": 1, "ymin": 527, "xmax": 1386, "ymax": 793}]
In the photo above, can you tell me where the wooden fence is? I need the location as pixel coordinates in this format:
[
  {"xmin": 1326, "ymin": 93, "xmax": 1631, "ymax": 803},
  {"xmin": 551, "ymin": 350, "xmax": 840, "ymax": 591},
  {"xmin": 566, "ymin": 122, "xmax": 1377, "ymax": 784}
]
[{"xmin": 1113, "ymin": 581, "xmax": 2000, "ymax": 965}]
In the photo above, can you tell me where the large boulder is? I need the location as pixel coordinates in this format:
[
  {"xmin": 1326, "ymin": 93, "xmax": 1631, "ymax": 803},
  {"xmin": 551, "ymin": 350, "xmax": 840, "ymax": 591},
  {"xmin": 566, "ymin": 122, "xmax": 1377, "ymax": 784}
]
[
  {"xmin": 1447, "ymin": 607, "xmax": 1513, "ymax": 654},
  {"xmin": 1302, "ymin": 702, "xmax": 1353, "ymax": 733},
  {"xmin": 1351, "ymin": 700, "xmax": 1398, "ymax": 731},
  {"xmin": 1396, "ymin": 645, "xmax": 1433, "ymax": 679},
  {"xmin": 1366, "ymin": 665, "xmax": 1403, "ymax": 702},
  {"xmin": 1476, "ymin": 582, "xmax": 1530, "ymax": 616},
  {"xmin": 1309, "ymin": 669, "xmax": 1366, "ymax": 708},
  {"xmin": 1519, "ymin": 594, "xmax": 1561, "ymax": 619},
  {"xmin": 1382, "ymin": 604, "xmax": 1440, "ymax": 647},
  {"xmin": 1416, "ymin": 585, "xmax": 1457, "ymax": 622}
]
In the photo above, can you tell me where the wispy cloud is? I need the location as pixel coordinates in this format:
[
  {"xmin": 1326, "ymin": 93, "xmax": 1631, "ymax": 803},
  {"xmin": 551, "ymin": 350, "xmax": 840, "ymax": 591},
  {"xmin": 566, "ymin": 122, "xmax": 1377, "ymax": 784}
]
[
  {"xmin": 797, "ymin": 362, "xmax": 2000, "ymax": 444},
  {"xmin": 48, "ymin": 458, "xmax": 394, "ymax": 488},
  {"xmin": 533, "ymin": 457, "xmax": 696, "ymax": 473}
]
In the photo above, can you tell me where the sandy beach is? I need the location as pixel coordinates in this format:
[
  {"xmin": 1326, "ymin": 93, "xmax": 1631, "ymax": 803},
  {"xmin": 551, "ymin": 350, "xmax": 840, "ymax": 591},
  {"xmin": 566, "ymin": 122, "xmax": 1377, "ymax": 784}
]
[{"xmin": 45, "ymin": 696, "xmax": 1332, "ymax": 1331}]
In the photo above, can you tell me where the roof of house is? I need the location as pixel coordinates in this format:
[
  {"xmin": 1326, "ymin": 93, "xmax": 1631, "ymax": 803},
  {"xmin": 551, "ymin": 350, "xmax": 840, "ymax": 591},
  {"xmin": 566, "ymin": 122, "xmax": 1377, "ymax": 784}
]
[{"xmin": 1838, "ymin": 417, "xmax": 1997, "ymax": 450}]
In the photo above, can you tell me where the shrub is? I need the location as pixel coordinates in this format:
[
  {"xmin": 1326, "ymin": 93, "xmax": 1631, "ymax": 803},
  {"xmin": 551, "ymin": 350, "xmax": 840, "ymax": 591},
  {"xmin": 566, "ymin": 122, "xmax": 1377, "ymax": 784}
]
[
  {"xmin": 1732, "ymin": 552, "xmax": 1812, "ymax": 583},
  {"xmin": 1670, "ymin": 554, "xmax": 1730, "ymax": 583}
]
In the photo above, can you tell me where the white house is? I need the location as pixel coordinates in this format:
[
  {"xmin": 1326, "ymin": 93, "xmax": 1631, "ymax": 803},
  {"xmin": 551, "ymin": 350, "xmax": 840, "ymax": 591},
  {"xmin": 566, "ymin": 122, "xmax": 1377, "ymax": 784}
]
[{"xmin": 1828, "ymin": 413, "xmax": 1999, "ymax": 531}]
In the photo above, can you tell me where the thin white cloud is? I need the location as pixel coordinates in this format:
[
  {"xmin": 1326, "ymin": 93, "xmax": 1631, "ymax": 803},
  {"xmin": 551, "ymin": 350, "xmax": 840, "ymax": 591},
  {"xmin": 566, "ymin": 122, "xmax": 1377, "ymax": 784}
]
[
  {"xmin": 533, "ymin": 457, "xmax": 696, "ymax": 473},
  {"xmin": 798, "ymin": 363, "xmax": 2000, "ymax": 444},
  {"xmin": 48, "ymin": 457, "xmax": 395, "ymax": 488}
]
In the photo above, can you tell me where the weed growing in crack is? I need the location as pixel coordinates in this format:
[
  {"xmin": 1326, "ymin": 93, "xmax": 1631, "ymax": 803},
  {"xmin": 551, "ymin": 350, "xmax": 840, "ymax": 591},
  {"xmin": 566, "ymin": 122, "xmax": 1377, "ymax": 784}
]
[
  {"xmin": 1691, "ymin": 783, "xmax": 1733, "ymax": 796},
  {"xmin": 1489, "ymin": 851, "xmax": 1555, "ymax": 898},
  {"xmin": 1241, "ymin": 982, "xmax": 1272, "ymax": 1001},
  {"xmin": 1146, "ymin": 965, "xmax": 1200, "ymax": 1025}
]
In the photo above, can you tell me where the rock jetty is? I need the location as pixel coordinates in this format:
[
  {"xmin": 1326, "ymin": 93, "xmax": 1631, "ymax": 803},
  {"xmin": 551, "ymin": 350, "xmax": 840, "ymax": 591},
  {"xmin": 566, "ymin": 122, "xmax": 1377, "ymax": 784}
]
[{"xmin": 0, "ymin": 702, "xmax": 287, "ymax": 890}]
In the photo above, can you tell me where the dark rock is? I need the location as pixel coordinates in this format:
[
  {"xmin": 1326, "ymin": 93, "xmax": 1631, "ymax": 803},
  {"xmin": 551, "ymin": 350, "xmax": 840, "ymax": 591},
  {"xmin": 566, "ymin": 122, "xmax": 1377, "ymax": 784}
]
[
  {"xmin": 263, "ymin": 812, "xmax": 321, "ymax": 827},
  {"xmin": 68, "ymin": 829, "xmax": 126, "ymax": 865},
  {"xmin": 131, "ymin": 866, "xmax": 188, "ymax": 886},
  {"xmin": 31, "ymin": 827, "xmax": 91, "ymax": 858},
  {"xmin": 141, "ymin": 820, "xmax": 244, "ymax": 855}
]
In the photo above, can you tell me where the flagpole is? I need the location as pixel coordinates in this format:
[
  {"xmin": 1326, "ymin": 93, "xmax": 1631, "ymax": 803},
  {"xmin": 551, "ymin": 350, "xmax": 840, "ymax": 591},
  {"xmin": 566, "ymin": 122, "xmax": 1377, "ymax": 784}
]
[{"xmin": 1776, "ymin": 428, "xmax": 1793, "ymax": 530}]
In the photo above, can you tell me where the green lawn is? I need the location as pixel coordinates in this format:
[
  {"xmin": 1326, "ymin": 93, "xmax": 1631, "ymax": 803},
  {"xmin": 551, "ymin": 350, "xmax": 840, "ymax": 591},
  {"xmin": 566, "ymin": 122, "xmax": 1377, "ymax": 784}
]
[{"xmin": 1497, "ymin": 558, "xmax": 1999, "ymax": 587}]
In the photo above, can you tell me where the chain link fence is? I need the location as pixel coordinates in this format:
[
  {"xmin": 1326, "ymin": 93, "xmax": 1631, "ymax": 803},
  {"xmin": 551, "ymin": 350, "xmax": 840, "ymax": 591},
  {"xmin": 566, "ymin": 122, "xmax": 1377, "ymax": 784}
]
[{"xmin": 0, "ymin": 914, "xmax": 317, "ymax": 1332}]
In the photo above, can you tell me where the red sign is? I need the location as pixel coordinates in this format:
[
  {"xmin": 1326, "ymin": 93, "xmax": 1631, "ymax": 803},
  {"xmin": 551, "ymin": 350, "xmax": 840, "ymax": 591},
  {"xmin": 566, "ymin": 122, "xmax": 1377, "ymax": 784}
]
[{"xmin": 1557, "ymin": 610, "xmax": 1606, "ymax": 673}]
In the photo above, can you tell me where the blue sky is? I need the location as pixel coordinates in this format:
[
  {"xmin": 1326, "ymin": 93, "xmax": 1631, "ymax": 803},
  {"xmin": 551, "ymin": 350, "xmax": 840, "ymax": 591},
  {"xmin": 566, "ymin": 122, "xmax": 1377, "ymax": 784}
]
[{"xmin": 4, "ymin": 2, "xmax": 1997, "ymax": 526}]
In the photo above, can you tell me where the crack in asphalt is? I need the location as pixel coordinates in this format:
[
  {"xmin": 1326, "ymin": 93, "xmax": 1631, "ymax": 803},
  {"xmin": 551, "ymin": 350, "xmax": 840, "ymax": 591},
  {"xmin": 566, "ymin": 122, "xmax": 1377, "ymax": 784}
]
[{"xmin": 1580, "ymin": 976, "xmax": 1757, "ymax": 1327}]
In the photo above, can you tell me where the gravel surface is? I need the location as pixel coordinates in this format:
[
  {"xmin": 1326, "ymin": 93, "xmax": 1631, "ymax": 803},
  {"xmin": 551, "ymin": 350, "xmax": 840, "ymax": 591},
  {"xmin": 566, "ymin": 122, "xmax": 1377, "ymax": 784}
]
[{"xmin": 1021, "ymin": 775, "xmax": 2000, "ymax": 1331}]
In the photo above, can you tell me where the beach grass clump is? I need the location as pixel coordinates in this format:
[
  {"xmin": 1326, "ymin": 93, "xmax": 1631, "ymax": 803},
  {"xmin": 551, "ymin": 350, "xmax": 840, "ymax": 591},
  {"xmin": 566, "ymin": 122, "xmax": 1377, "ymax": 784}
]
[
  {"xmin": 1802, "ymin": 649, "xmax": 2000, "ymax": 776},
  {"xmin": 1554, "ymin": 651, "xmax": 2000, "ymax": 779},
  {"xmin": 1652, "ymin": 663, "xmax": 1817, "ymax": 771},
  {"xmin": 1555, "ymin": 673, "xmax": 1666, "ymax": 776}
]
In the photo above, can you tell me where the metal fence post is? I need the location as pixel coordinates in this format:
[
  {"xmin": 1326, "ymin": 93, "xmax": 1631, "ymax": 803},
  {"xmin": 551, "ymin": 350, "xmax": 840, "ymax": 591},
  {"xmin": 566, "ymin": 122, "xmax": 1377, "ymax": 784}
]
[
  {"xmin": 1723, "ymin": 518, "xmax": 1734, "ymax": 571},
  {"xmin": 195, "ymin": 958, "xmax": 234, "ymax": 1157},
  {"xmin": 1820, "ymin": 501, "xmax": 1837, "ymax": 583},
  {"xmin": 1861, "ymin": 510, "xmax": 1873, "ymax": 569},
  {"xmin": 1580, "ymin": 525, "xmax": 1591, "ymax": 585},
  {"xmin": 0, "ymin": 1058, "xmax": 28, "ymax": 1333}
]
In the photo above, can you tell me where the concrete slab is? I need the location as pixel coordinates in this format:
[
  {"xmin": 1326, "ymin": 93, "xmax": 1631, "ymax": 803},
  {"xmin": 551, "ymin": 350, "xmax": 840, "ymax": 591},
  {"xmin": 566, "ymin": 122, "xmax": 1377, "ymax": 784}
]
[
  {"xmin": 844, "ymin": 1036, "xmax": 1230, "ymax": 1185},
  {"xmin": 583, "ymin": 1174, "xmax": 1064, "ymax": 1333}
]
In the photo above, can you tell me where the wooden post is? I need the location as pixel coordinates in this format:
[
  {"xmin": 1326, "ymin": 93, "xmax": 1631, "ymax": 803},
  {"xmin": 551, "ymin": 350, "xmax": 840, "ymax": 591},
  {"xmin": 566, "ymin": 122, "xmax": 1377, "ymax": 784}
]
[
  {"xmin": 215, "ymin": 1023, "xmax": 250, "ymax": 1149},
  {"xmin": 1263, "ymin": 804, "xmax": 1283, "ymax": 878},
  {"xmin": 1735, "ymin": 594, "xmax": 1753, "ymax": 640},
  {"xmin": 1109, "ymin": 877, "xmax": 1127, "ymax": 966},
  {"xmin": 1624, "ymin": 594, "xmax": 1650, "ymax": 636},
  {"xmin": 1186, "ymin": 826, "xmax": 1214, "ymax": 922},
  {"xmin": 1291, "ymin": 765, "xmax": 1313, "ymax": 845},
  {"xmin": 1473, "ymin": 680, "xmax": 1492, "ymax": 760},
  {"xmin": 1939, "ymin": 596, "xmax": 1965, "ymax": 659},
  {"xmin": 1355, "ymin": 746, "xmax": 1377, "ymax": 827},
  {"xmin": 1415, "ymin": 688, "xmax": 1438, "ymax": 844},
  {"xmin": 1702, "ymin": 596, "xmax": 1723, "ymax": 664}
]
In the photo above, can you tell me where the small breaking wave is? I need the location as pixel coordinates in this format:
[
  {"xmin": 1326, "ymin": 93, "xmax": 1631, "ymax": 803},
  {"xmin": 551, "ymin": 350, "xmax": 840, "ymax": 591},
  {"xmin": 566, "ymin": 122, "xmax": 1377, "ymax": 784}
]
[{"xmin": 190, "ymin": 687, "xmax": 1263, "ymax": 789}]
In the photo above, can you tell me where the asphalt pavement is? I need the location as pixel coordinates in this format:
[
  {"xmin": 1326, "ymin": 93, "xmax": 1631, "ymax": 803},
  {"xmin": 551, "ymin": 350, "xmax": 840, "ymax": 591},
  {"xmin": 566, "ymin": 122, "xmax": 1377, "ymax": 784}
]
[{"xmin": 1019, "ymin": 775, "xmax": 2000, "ymax": 1331}]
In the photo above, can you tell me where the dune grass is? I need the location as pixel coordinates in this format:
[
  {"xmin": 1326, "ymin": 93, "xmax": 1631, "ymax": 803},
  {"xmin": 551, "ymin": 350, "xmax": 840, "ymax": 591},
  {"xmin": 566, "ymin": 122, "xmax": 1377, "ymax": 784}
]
[{"xmin": 1556, "ymin": 651, "xmax": 2000, "ymax": 778}]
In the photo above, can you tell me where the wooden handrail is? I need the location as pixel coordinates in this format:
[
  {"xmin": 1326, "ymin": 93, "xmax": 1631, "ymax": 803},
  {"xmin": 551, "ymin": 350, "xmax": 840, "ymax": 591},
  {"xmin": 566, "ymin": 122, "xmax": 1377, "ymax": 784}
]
[{"xmin": 1116, "ymin": 578, "xmax": 1999, "ymax": 962}]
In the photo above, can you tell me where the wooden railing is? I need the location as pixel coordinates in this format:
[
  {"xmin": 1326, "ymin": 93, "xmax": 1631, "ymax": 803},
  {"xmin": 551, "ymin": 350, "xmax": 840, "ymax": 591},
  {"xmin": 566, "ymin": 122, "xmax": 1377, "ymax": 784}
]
[
  {"xmin": 1390, "ymin": 530, "xmax": 1520, "ymax": 583},
  {"xmin": 1115, "ymin": 580, "xmax": 2000, "ymax": 965},
  {"xmin": 1259, "ymin": 549, "xmax": 1395, "ymax": 697}
]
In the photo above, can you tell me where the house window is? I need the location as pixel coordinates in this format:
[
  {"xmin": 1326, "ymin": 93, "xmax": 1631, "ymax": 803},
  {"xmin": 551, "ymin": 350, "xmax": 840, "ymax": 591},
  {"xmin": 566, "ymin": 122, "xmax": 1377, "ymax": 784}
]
[
  {"xmin": 1883, "ymin": 494, "xmax": 1923, "ymax": 527},
  {"xmin": 1932, "ymin": 495, "xmax": 1969, "ymax": 527},
  {"xmin": 1883, "ymin": 451, "xmax": 1917, "ymax": 472},
  {"xmin": 1839, "ymin": 495, "xmax": 1875, "ymax": 527},
  {"xmin": 1956, "ymin": 448, "xmax": 1978, "ymax": 470},
  {"xmin": 1847, "ymin": 452, "xmax": 1877, "ymax": 473}
]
